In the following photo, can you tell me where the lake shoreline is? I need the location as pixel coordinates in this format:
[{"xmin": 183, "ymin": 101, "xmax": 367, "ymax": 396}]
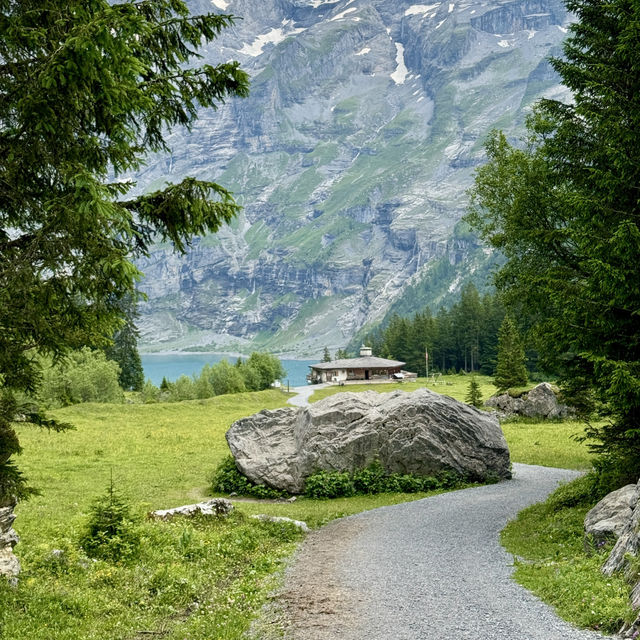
[{"xmin": 141, "ymin": 353, "xmax": 316, "ymax": 387}]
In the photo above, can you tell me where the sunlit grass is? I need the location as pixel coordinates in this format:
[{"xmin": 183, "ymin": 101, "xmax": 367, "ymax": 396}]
[
  {"xmin": 501, "ymin": 477, "xmax": 633, "ymax": 633},
  {"xmin": 6, "ymin": 378, "xmax": 608, "ymax": 638},
  {"xmin": 308, "ymin": 374, "xmax": 499, "ymax": 404}
]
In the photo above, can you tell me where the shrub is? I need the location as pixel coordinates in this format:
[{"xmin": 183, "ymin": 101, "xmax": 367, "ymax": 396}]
[
  {"xmin": 206, "ymin": 360, "xmax": 246, "ymax": 396},
  {"xmin": 79, "ymin": 482, "xmax": 140, "ymax": 562},
  {"xmin": 38, "ymin": 347, "xmax": 124, "ymax": 407},
  {"xmin": 242, "ymin": 352, "xmax": 286, "ymax": 390},
  {"xmin": 210, "ymin": 456, "xmax": 288, "ymax": 499},
  {"xmin": 352, "ymin": 460, "xmax": 387, "ymax": 494},
  {"xmin": 140, "ymin": 379, "xmax": 160, "ymax": 403},
  {"xmin": 304, "ymin": 462, "xmax": 467, "ymax": 499},
  {"xmin": 304, "ymin": 470, "xmax": 356, "ymax": 499},
  {"xmin": 168, "ymin": 375, "xmax": 197, "ymax": 402}
]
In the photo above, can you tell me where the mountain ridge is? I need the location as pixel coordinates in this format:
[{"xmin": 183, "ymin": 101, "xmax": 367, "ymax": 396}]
[{"xmin": 134, "ymin": 0, "xmax": 571, "ymax": 357}]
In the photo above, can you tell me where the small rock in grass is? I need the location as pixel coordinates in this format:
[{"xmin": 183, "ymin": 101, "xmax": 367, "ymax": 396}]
[
  {"xmin": 150, "ymin": 498, "xmax": 233, "ymax": 520},
  {"xmin": 251, "ymin": 514, "xmax": 309, "ymax": 533}
]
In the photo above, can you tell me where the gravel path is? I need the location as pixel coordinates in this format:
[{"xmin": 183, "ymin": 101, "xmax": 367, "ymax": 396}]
[
  {"xmin": 278, "ymin": 463, "xmax": 608, "ymax": 640},
  {"xmin": 287, "ymin": 384, "xmax": 328, "ymax": 408}
]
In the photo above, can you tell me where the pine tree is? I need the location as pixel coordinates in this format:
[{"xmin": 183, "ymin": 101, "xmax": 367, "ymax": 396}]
[
  {"xmin": 322, "ymin": 347, "xmax": 332, "ymax": 362},
  {"xmin": 0, "ymin": 0, "xmax": 249, "ymax": 502},
  {"xmin": 494, "ymin": 316, "xmax": 528, "ymax": 392},
  {"xmin": 468, "ymin": 0, "xmax": 640, "ymax": 482},
  {"xmin": 103, "ymin": 294, "xmax": 144, "ymax": 391},
  {"xmin": 465, "ymin": 378, "xmax": 483, "ymax": 408}
]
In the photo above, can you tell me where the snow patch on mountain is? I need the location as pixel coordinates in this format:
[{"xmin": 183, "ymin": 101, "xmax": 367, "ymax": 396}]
[
  {"xmin": 239, "ymin": 22, "xmax": 305, "ymax": 57},
  {"xmin": 405, "ymin": 4, "xmax": 441, "ymax": 16},
  {"xmin": 390, "ymin": 43, "xmax": 408, "ymax": 84}
]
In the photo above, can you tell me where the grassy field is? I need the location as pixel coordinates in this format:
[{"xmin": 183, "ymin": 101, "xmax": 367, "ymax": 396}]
[
  {"xmin": 501, "ymin": 477, "xmax": 634, "ymax": 633},
  {"xmin": 1, "ymin": 377, "xmax": 614, "ymax": 638},
  {"xmin": 308, "ymin": 374, "xmax": 500, "ymax": 405}
]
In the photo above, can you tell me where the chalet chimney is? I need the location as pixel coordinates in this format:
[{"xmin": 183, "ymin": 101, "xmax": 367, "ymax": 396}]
[{"xmin": 360, "ymin": 344, "xmax": 372, "ymax": 357}]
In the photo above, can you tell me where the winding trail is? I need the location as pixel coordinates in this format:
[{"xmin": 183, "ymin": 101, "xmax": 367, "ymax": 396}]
[
  {"xmin": 286, "ymin": 384, "xmax": 327, "ymax": 408},
  {"xmin": 279, "ymin": 463, "xmax": 607, "ymax": 640}
]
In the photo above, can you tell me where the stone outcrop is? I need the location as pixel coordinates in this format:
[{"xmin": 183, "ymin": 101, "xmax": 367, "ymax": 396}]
[
  {"xmin": 584, "ymin": 484, "xmax": 637, "ymax": 546},
  {"xmin": 0, "ymin": 497, "xmax": 20, "ymax": 578},
  {"xmin": 134, "ymin": 0, "xmax": 571, "ymax": 355},
  {"xmin": 585, "ymin": 479, "xmax": 640, "ymax": 638},
  {"xmin": 226, "ymin": 389, "xmax": 511, "ymax": 494},
  {"xmin": 486, "ymin": 382, "xmax": 573, "ymax": 419},
  {"xmin": 149, "ymin": 498, "xmax": 233, "ymax": 520}
]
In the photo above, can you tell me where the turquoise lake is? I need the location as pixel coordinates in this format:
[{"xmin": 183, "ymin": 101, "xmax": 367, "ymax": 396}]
[{"xmin": 141, "ymin": 354, "xmax": 315, "ymax": 388}]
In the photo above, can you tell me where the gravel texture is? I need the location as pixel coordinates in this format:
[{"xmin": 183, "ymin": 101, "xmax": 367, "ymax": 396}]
[
  {"xmin": 278, "ymin": 463, "xmax": 608, "ymax": 640},
  {"xmin": 287, "ymin": 384, "xmax": 326, "ymax": 408}
]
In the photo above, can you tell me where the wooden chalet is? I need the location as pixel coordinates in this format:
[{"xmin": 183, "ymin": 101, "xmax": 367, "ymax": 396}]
[{"xmin": 308, "ymin": 345, "xmax": 413, "ymax": 384}]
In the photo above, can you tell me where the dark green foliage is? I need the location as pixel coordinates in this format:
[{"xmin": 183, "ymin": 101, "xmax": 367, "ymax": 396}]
[
  {"xmin": 210, "ymin": 456, "xmax": 288, "ymax": 500},
  {"xmin": 494, "ymin": 315, "xmax": 528, "ymax": 392},
  {"xmin": 79, "ymin": 482, "xmax": 140, "ymax": 562},
  {"xmin": 467, "ymin": 0, "xmax": 640, "ymax": 482},
  {"xmin": 465, "ymin": 377, "xmax": 483, "ymax": 408},
  {"xmin": 103, "ymin": 294, "xmax": 144, "ymax": 392},
  {"xmin": 322, "ymin": 347, "xmax": 331, "ymax": 362},
  {"xmin": 242, "ymin": 353, "xmax": 286, "ymax": 391},
  {"xmin": 335, "ymin": 348, "xmax": 349, "ymax": 360},
  {"xmin": 304, "ymin": 471, "xmax": 356, "ymax": 499},
  {"xmin": 361, "ymin": 284, "xmax": 506, "ymax": 375},
  {"xmin": 303, "ymin": 461, "xmax": 465, "ymax": 499},
  {"xmin": 0, "ymin": 0, "xmax": 249, "ymax": 498}
]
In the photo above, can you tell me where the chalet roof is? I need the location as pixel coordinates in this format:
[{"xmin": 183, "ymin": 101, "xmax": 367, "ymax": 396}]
[{"xmin": 310, "ymin": 356, "xmax": 405, "ymax": 370}]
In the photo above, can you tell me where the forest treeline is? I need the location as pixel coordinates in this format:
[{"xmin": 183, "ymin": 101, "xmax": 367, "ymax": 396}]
[{"xmin": 361, "ymin": 283, "xmax": 522, "ymax": 377}]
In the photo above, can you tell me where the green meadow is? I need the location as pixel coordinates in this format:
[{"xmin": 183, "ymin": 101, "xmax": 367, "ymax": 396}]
[{"xmin": 1, "ymin": 378, "xmax": 628, "ymax": 638}]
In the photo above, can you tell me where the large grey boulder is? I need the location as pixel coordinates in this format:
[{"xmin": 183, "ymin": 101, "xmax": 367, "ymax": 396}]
[
  {"xmin": 585, "ymin": 483, "xmax": 638, "ymax": 544},
  {"xmin": 601, "ymin": 479, "xmax": 640, "ymax": 577},
  {"xmin": 486, "ymin": 382, "xmax": 573, "ymax": 419},
  {"xmin": 226, "ymin": 389, "xmax": 511, "ymax": 494},
  {"xmin": 0, "ymin": 497, "xmax": 20, "ymax": 578},
  {"xmin": 586, "ymin": 478, "xmax": 640, "ymax": 637}
]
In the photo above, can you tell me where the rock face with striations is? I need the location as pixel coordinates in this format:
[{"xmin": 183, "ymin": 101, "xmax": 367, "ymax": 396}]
[
  {"xmin": 226, "ymin": 388, "xmax": 511, "ymax": 494},
  {"xmin": 486, "ymin": 382, "xmax": 573, "ymax": 419},
  {"xmin": 134, "ymin": 0, "xmax": 572, "ymax": 355},
  {"xmin": 0, "ymin": 497, "xmax": 20, "ymax": 578},
  {"xmin": 585, "ymin": 479, "xmax": 640, "ymax": 638}
]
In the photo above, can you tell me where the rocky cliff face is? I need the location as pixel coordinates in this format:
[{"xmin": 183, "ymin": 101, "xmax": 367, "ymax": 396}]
[{"xmin": 134, "ymin": 0, "xmax": 571, "ymax": 356}]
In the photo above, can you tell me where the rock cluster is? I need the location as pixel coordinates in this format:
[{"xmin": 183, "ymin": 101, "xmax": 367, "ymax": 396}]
[
  {"xmin": 585, "ymin": 479, "xmax": 640, "ymax": 637},
  {"xmin": 226, "ymin": 388, "xmax": 511, "ymax": 494},
  {"xmin": 486, "ymin": 382, "xmax": 573, "ymax": 419},
  {"xmin": 149, "ymin": 498, "xmax": 233, "ymax": 521},
  {"xmin": 0, "ymin": 497, "xmax": 20, "ymax": 578}
]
